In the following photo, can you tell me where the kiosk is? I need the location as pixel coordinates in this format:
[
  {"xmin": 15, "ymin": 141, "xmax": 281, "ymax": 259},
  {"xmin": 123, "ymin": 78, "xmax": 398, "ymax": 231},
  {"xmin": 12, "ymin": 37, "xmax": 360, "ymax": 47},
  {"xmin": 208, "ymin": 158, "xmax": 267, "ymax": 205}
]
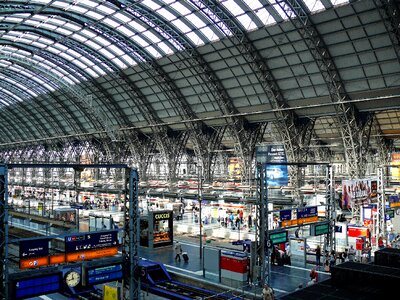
[{"xmin": 140, "ymin": 210, "xmax": 173, "ymax": 248}]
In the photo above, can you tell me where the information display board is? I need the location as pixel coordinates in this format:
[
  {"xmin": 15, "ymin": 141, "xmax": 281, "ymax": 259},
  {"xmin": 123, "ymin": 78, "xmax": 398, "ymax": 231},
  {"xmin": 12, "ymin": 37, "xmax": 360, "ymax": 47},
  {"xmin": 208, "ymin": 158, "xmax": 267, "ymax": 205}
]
[
  {"xmin": 19, "ymin": 238, "xmax": 49, "ymax": 258},
  {"xmin": 310, "ymin": 221, "xmax": 330, "ymax": 236},
  {"xmin": 268, "ymin": 230, "xmax": 288, "ymax": 245},
  {"xmin": 65, "ymin": 230, "xmax": 118, "ymax": 253},
  {"xmin": 14, "ymin": 273, "xmax": 61, "ymax": 299},
  {"xmin": 86, "ymin": 264, "xmax": 123, "ymax": 285}
]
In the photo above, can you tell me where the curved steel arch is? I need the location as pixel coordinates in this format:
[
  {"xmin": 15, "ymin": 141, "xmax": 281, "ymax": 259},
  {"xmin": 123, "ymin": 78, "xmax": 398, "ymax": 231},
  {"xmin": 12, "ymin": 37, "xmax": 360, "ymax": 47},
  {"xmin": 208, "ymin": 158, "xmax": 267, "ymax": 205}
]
[
  {"xmin": 0, "ymin": 80, "xmax": 64, "ymax": 140},
  {"xmin": 121, "ymin": 1, "xmax": 267, "ymax": 181},
  {"xmin": 0, "ymin": 50, "xmax": 116, "ymax": 142},
  {"xmin": 275, "ymin": 0, "xmax": 363, "ymax": 178},
  {"xmin": 190, "ymin": 0, "xmax": 319, "ymax": 185},
  {"xmin": 0, "ymin": 4, "xmax": 207, "ymax": 155},
  {"xmin": 0, "ymin": 87, "xmax": 46, "ymax": 140},
  {"xmin": 0, "ymin": 93, "xmax": 27, "ymax": 142},
  {"xmin": 0, "ymin": 67, "xmax": 86, "ymax": 137}
]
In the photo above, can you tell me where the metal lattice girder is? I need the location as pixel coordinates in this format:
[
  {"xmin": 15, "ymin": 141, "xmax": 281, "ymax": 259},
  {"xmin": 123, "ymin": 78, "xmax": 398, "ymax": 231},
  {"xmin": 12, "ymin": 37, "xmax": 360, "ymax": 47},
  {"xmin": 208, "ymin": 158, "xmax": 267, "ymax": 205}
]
[
  {"xmin": 127, "ymin": 135, "xmax": 156, "ymax": 182},
  {"xmin": 0, "ymin": 165, "xmax": 8, "ymax": 299},
  {"xmin": 157, "ymin": 131, "xmax": 190, "ymax": 183},
  {"xmin": 372, "ymin": 116, "xmax": 393, "ymax": 166},
  {"xmin": 276, "ymin": 0, "xmax": 364, "ymax": 178},
  {"xmin": 128, "ymin": 1, "xmax": 268, "ymax": 169},
  {"xmin": 359, "ymin": 113, "xmax": 374, "ymax": 176},
  {"xmin": 256, "ymin": 163, "xmax": 268, "ymax": 286},
  {"xmin": 324, "ymin": 166, "xmax": 336, "ymax": 252},
  {"xmin": 233, "ymin": 123, "xmax": 267, "ymax": 185},
  {"xmin": 375, "ymin": 0, "xmax": 400, "ymax": 63},
  {"xmin": 123, "ymin": 167, "xmax": 140, "ymax": 300},
  {"xmin": 192, "ymin": 126, "xmax": 226, "ymax": 183},
  {"xmin": 376, "ymin": 167, "xmax": 386, "ymax": 249},
  {"xmin": 190, "ymin": 1, "xmax": 326, "ymax": 175}
]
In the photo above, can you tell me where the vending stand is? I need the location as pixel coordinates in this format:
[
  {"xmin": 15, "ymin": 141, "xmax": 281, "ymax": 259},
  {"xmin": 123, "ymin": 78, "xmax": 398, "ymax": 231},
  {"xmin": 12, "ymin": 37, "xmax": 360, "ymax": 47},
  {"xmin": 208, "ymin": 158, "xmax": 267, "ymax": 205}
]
[{"xmin": 140, "ymin": 210, "xmax": 173, "ymax": 248}]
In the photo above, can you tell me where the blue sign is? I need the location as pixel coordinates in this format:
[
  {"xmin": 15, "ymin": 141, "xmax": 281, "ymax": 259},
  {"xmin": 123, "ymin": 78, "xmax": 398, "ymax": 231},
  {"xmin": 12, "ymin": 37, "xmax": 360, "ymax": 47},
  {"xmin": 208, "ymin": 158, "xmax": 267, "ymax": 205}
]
[
  {"xmin": 262, "ymin": 145, "xmax": 289, "ymax": 186},
  {"xmin": 19, "ymin": 238, "xmax": 49, "ymax": 258},
  {"xmin": 280, "ymin": 209, "xmax": 292, "ymax": 221},
  {"xmin": 297, "ymin": 206, "xmax": 317, "ymax": 219},
  {"xmin": 14, "ymin": 274, "xmax": 61, "ymax": 298},
  {"xmin": 65, "ymin": 230, "xmax": 118, "ymax": 253},
  {"xmin": 87, "ymin": 264, "xmax": 123, "ymax": 285}
]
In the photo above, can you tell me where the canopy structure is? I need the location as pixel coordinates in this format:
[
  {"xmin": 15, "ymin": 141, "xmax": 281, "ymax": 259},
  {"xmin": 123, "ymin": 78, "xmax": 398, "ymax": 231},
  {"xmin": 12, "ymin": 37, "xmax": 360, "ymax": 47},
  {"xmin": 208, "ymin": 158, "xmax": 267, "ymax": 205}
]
[{"xmin": 0, "ymin": 0, "xmax": 398, "ymax": 180}]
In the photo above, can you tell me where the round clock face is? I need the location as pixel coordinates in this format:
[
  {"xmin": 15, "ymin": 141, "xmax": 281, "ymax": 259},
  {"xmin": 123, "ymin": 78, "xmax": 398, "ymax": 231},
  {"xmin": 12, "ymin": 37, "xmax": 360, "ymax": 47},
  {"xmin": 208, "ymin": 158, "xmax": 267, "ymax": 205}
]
[{"xmin": 65, "ymin": 270, "xmax": 81, "ymax": 287}]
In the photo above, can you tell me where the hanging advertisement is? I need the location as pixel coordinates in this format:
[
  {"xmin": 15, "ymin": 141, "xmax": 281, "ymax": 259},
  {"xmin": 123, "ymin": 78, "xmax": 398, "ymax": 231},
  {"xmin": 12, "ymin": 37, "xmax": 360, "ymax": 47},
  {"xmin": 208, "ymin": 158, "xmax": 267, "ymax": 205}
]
[
  {"xmin": 228, "ymin": 157, "xmax": 242, "ymax": 179},
  {"xmin": 341, "ymin": 179, "xmax": 377, "ymax": 209},
  {"xmin": 262, "ymin": 144, "xmax": 289, "ymax": 186},
  {"xmin": 391, "ymin": 153, "xmax": 400, "ymax": 180}
]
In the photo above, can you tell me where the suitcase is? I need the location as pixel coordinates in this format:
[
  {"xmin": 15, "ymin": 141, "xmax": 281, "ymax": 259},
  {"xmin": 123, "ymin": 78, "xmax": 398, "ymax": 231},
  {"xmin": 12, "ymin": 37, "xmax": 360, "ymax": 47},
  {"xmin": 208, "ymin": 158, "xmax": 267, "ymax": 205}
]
[{"xmin": 182, "ymin": 252, "xmax": 189, "ymax": 262}]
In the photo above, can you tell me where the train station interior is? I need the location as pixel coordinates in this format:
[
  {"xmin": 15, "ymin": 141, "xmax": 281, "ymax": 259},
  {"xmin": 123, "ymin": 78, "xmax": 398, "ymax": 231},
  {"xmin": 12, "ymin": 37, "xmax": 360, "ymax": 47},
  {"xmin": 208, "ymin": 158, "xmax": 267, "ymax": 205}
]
[{"xmin": 0, "ymin": 0, "xmax": 400, "ymax": 299}]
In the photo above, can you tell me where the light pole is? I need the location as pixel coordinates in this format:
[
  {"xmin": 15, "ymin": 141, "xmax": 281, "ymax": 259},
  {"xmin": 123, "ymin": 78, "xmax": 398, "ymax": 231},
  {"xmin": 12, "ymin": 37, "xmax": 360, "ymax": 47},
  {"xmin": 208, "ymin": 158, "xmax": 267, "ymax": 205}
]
[{"xmin": 198, "ymin": 165, "xmax": 203, "ymax": 259}]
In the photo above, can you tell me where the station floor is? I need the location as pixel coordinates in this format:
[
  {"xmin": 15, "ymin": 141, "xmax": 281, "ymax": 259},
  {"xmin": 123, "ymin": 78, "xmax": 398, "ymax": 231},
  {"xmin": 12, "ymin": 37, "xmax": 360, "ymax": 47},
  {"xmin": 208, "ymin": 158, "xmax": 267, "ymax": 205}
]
[{"xmin": 139, "ymin": 236, "xmax": 332, "ymax": 299}]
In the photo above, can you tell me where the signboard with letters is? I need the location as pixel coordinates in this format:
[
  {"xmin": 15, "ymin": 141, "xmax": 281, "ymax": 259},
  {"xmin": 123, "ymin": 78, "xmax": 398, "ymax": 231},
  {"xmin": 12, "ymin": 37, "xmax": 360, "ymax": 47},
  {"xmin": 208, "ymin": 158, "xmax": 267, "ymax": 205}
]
[
  {"xmin": 19, "ymin": 238, "xmax": 49, "ymax": 258},
  {"xmin": 65, "ymin": 230, "xmax": 118, "ymax": 253}
]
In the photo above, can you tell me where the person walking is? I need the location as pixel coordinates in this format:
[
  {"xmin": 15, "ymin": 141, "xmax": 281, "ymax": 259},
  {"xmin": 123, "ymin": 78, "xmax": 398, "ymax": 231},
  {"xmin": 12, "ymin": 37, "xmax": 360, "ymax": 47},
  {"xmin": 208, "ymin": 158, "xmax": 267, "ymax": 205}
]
[
  {"xmin": 262, "ymin": 283, "xmax": 275, "ymax": 300},
  {"xmin": 315, "ymin": 245, "xmax": 321, "ymax": 267},
  {"xmin": 174, "ymin": 241, "xmax": 183, "ymax": 262}
]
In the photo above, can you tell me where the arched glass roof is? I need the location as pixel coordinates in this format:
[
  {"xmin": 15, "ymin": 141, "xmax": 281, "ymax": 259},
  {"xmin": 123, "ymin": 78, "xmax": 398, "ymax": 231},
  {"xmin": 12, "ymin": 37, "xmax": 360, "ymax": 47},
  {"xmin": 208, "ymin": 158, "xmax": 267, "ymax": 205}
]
[{"xmin": 0, "ymin": 0, "xmax": 398, "ymax": 159}]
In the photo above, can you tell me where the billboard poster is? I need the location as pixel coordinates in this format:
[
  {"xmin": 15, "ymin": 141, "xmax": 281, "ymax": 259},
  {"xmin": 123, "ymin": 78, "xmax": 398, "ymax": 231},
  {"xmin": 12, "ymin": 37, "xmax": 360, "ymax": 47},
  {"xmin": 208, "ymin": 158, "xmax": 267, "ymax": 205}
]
[
  {"xmin": 261, "ymin": 144, "xmax": 289, "ymax": 186},
  {"xmin": 341, "ymin": 179, "xmax": 377, "ymax": 209},
  {"xmin": 391, "ymin": 153, "xmax": 400, "ymax": 180},
  {"xmin": 228, "ymin": 157, "xmax": 242, "ymax": 179}
]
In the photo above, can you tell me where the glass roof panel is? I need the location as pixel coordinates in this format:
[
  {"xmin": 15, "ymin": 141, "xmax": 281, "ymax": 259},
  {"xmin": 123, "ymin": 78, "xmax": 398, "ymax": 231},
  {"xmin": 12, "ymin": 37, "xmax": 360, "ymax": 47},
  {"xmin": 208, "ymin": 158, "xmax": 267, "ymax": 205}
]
[
  {"xmin": 111, "ymin": 57, "xmax": 127, "ymax": 69},
  {"xmin": 98, "ymin": 48, "xmax": 115, "ymax": 60},
  {"xmin": 121, "ymin": 54, "xmax": 136, "ymax": 66},
  {"xmin": 145, "ymin": 46, "xmax": 162, "ymax": 59},
  {"xmin": 85, "ymin": 11, "xmax": 104, "ymax": 21},
  {"xmin": 157, "ymin": 8, "xmax": 177, "ymax": 22},
  {"xmin": 255, "ymin": 8, "xmax": 276, "ymax": 25},
  {"xmin": 303, "ymin": 0, "xmax": 325, "ymax": 12},
  {"xmin": 97, "ymin": 4, "xmax": 116, "ymax": 15},
  {"xmin": 114, "ymin": 12, "xmax": 131, "ymax": 24},
  {"xmin": 142, "ymin": 0, "xmax": 161, "ymax": 11},
  {"xmin": 93, "ymin": 36, "xmax": 110, "ymax": 47},
  {"xmin": 331, "ymin": 0, "xmax": 349, "ymax": 5},
  {"xmin": 2, "ymin": 89, "xmax": 23, "ymax": 102},
  {"xmin": 103, "ymin": 18, "xmax": 119, "ymax": 29}
]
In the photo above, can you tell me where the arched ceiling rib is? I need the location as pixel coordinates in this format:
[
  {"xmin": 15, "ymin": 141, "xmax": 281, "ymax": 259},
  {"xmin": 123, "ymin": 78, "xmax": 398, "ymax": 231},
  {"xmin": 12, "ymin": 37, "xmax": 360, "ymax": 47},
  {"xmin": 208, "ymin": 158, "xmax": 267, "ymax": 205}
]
[{"xmin": 0, "ymin": 0, "xmax": 398, "ymax": 165}]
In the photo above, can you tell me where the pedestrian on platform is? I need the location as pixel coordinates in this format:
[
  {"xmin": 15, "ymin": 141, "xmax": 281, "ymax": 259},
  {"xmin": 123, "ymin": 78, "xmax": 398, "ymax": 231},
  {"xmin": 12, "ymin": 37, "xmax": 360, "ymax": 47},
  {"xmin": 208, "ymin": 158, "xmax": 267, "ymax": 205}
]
[
  {"xmin": 262, "ymin": 283, "xmax": 275, "ymax": 300},
  {"xmin": 315, "ymin": 245, "xmax": 321, "ymax": 267},
  {"xmin": 174, "ymin": 241, "xmax": 183, "ymax": 262}
]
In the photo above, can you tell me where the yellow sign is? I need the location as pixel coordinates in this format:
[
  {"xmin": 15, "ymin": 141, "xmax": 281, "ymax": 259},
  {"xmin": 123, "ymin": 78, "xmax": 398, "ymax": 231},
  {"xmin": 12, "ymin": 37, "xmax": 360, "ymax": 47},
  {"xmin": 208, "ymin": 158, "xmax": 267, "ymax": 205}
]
[{"xmin": 103, "ymin": 285, "xmax": 120, "ymax": 300}]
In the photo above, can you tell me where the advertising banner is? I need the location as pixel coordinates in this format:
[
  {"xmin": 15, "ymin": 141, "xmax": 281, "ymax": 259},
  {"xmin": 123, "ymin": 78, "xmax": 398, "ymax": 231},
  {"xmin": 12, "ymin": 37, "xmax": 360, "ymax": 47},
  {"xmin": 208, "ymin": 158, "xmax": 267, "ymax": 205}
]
[
  {"xmin": 391, "ymin": 153, "xmax": 400, "ymax": 180},
  {"xmin": 262, "ymin": 144, "xmax": 289, "ymax": 186},
  {"xmin": 341, "ymin": 179, "xmax": 377, "ymax": 209}
]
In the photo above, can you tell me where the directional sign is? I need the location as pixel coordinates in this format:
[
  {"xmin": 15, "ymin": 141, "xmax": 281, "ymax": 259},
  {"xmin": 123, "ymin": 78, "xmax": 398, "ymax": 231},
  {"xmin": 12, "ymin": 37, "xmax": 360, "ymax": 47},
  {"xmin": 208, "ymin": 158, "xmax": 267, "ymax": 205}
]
[
  {"xmin": 19, "ymin": 238, "xmax": 49, "ymax": 258},
  {"xmin": 268, "ymin": 230, "xmax": 288, "ymax": 245},
  {"xmin": 65, "ymin": 230, "xmax": 118, "ymax": 253},
  {"xmin": 87, "ymin": 264, "xmax": 123, "ymax": 285}
]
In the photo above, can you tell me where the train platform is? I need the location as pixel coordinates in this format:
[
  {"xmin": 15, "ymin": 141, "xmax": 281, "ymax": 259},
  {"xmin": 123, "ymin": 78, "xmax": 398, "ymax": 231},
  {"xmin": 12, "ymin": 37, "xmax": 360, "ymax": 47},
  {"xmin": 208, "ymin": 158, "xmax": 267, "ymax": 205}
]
[{"xmin": 139, "ymin": 236, "xmax": 332, "ymax": 299}]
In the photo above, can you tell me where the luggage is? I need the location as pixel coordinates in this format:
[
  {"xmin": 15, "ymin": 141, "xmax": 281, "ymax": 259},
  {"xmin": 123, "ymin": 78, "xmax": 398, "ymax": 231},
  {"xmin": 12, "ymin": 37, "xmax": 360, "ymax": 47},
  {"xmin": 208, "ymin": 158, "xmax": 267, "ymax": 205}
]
[{"xmin": 182, "ymin": 252, "xmax": 189, "ymax": 262}]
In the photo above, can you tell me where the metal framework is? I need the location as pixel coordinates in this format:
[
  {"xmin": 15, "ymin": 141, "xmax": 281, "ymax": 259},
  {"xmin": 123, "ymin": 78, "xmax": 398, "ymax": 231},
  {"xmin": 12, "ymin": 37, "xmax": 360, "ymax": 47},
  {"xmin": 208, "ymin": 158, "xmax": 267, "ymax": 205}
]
[
  {"xmin": 276, "ymin": 0, "xmax": 363, "ymax": 178},
  {"xmin": 0, "ymin": 165, "xmax": 8, "ymax": 299},
  {"xmin": 256, "ymin": 162, "xmax": 333, "ymax": 286},
  {"xmin": 376, "ymin": 166, "xmax": 386, "ymax": 249}
]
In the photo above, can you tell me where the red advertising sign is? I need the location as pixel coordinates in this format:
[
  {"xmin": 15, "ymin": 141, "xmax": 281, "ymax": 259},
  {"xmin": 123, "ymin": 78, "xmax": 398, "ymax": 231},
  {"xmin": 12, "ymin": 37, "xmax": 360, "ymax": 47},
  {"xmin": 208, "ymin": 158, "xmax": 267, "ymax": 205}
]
[{"xmin": 348, "ymin": 226, "xmax": 369, "ymax": 238}]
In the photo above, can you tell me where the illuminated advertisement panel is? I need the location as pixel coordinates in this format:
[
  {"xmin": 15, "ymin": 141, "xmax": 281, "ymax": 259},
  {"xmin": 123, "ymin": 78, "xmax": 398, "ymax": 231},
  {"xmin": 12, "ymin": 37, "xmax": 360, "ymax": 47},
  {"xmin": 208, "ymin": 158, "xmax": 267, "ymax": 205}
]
[{"xmin": 341, "ymin": 179, "xmax": 377, "ymax": 209}]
